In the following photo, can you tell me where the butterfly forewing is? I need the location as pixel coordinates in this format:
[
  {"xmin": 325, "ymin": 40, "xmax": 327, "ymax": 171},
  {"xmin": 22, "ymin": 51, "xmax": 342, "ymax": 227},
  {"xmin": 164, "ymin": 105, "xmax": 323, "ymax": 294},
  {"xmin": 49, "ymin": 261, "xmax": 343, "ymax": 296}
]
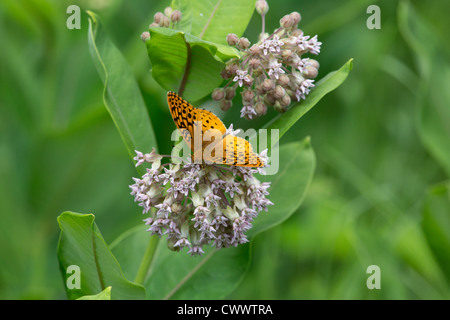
[{"xmin": 167, "ymin": 91, "xmax": 264, "ymax": 167}]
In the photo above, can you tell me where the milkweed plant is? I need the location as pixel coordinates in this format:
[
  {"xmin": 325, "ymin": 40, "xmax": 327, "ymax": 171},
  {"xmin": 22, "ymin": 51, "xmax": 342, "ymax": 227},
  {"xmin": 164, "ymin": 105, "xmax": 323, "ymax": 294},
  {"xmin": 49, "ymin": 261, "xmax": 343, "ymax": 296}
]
[{"xmin": 57, "ymin": 0, "xmax": 351, "ymax": 300}]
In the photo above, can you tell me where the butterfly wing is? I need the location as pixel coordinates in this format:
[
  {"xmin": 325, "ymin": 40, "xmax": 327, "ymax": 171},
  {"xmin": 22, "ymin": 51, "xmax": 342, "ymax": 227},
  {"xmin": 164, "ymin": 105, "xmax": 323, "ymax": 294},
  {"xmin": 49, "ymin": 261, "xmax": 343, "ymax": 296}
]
[
  {"xmin": 225, "ymin": 135, "xmax": 264, "ymax": 167},
  {"xmin": 167, "ymin": 91, "xmax": 197, "ymax": 150},
  {"xmin": 167, "ymin": 92, "xmax": 263, "ymax": 167},
  {"xmin": 203, "ymin": 135, "xmax": 264, "ymax": 167},
  {"xmin": 167, "ymin": 92, "xmax": 226, "ymax": 152}
]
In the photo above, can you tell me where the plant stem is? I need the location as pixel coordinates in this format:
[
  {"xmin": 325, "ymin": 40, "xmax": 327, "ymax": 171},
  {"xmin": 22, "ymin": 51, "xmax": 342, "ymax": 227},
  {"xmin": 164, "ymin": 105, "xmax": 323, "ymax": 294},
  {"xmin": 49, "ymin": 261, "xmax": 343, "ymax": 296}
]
[
  {"xmin": 134, "ymin": 234, "xmax": 159, "ymax": 285},
  {"xmin": 261, "ymin": 14, "xmax": 266, "ymax": 35}
]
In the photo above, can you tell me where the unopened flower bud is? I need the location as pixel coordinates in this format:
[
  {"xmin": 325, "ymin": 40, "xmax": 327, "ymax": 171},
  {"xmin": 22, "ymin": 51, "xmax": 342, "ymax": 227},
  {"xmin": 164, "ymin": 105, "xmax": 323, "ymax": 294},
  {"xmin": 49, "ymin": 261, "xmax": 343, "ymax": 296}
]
[
  {"xmin": 274, "ymin": 101, "xmax": 287, "ymax": 113},
  {"xmin": 303, "ymin": 65, "xmax": 318, "ymax": 79},
  {"xmin": 248, "ymin": 58, "xmax": 261, "ymax": 69},
  {"xmin": 212, "ymin": 88, "xmax": 225, "ymax": 101},
  {"xmin": 242, "ymin": 89, "xmax": 255, "ymax": 102},
  {"xmin": 171, "ymin": 10, "xmax": 182, "ymax": 23},
  {"xmin": 220, "ymin": 69, "xmax": 232, "ymax": 79},
  {"xmin": 281, "ymin": 49, "xmax": 295, "ymax": 62},
  {"xmin": 273, "ymin": 85, "xmax": 286, "ymax": 99},
  {"xmin": 254, "ymin": 102, "xmax": 267, "ymax": 116},
  {"xmin": 280, "ymin": 93, "xmax": 291, "ymax": 107},
  {"xmin": 278, "ymin": 74, "xmax": 290, "ymax": 86},
  {"xmin": 220, "ymin": 99, "xmax": 232, "ymax": 111},
  {"xmin": 226, "ymin": 62, "xmax": 239, "ymax": 75},
  {"xmin": 255, "ymin": 0, "xmax": 269, "ymax": 16},
  {"xmin": 141, "ymin": 31, "xmax": 150, "ymax": 42},
  {"xmin": 280, "ymin": 14, "xmax": 295, "ymax": 29},
  {"xmin": 238, "ymin": 37, "xmax": 250, "ymax": 50},
  {"xmin": 290, "ymin": 12, "xmax": 301, "ymax": 25},
  {"xmin": 249, "ymin": 44, "xmax": 261, "ymax": 56},
  {"xmin": 162, "ymin": 16, "xmax": 170, "ymax": 28},
  {"xmin": 291, "ymin": 71, "xmax": 305, "ymax": 87},
  {"xmin": 255, "ymin": 84, "xmax": 265, "ymax": 95},
  {"xmin": 308, "ymin": 59, "xmax": 320, "ymax": 69},
  {"xmin": 225, "ymin": 87, "xmax": 236, "ymax": 100},
  {"xmin": 226, "ymin": 33, "xmax": 239, "ymax": 46},
  {"xmin": 164, "ymin": 6, "xmax": 173, "ymax": 17},
  {"xmin": 149, "ymin": 22, "xmax": 159, "ymax": 28},
  {"xmin": 264, "ymin": 92, "xmax": 276, "ymax": 106},
  {"xmin": 291, "ymin": 28, "xmax": 304, "ymax": 37},
  {"xmin": 154, "ymin": 12, "xmax": 164, "ymax": 24},
  {"xmin": 262, "ymin": 79, "xmax": 275, "ymax": 92}
]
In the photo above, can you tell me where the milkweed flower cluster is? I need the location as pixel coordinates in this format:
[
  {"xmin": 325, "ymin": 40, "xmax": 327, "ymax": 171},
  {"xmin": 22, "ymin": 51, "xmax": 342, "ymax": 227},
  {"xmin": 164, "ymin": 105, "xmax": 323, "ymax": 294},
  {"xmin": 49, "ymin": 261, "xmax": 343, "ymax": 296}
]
[
  {"xmin": 140, "ymin": 6, "xmax": 182, "ymax": 42},
  {"xmin": 212, "ymin": 0, "xmax": 322, "ymax": 119},
  {"xmin": 129, "ymin": 149, "xmax": 273, "ymax": 256}
]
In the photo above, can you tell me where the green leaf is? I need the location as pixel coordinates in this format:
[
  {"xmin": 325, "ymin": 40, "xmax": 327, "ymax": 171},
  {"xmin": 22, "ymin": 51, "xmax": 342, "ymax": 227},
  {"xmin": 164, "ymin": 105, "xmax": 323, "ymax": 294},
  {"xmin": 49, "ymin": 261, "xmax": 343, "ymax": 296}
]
[
  {"xmin": 146, "ymin": 243, "xmax": 250, "ymax": 300},
  {"xmin": 249, "ymin": 138, "xmax": 316, "ymax": 237},
  {"xmin": 172, "ymin": 0, "xmax": 256, "ymax": 45},
  {"xmin": 109, "ymin": 139, "xmax": 315, "ymax": 300},
  {"xmin": 57, "ymin": 212, "xmax": 146, "ymax": 300},
  {"xmin": 398, "ymin": 2, "xmax": 450, "ymax": 177},
  {"xmin": 422, "ymin": 182, "xmax": 450, "ymax": 283},
  {"xmin": 109, "ymin": 225, "xmax": 152, "ymax": 282},
  {"xmin": 264, "ymin": 59, "xmax": 353, "ymax": 144},
  {"xmin": 87, "ymin": 11, "xmax": 157, "ymax": 173},
  {"xmin": 419, "ymin": 70, "xmax": 450, "ymax": 177},
  {"xmin": 146, "ymin": 27, "xmax": 234, "ymax": 101},
  {"xmin": 77, "ymin": 286, "xmax": 112, "ymax": 300}
]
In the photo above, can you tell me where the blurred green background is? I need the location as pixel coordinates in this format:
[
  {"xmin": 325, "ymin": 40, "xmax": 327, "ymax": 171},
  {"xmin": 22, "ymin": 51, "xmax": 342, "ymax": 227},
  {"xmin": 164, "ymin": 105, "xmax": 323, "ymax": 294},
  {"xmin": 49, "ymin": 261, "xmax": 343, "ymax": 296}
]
[{"xmin": 1, "ymin": 0, "xmax": 449, "ymax": 299}]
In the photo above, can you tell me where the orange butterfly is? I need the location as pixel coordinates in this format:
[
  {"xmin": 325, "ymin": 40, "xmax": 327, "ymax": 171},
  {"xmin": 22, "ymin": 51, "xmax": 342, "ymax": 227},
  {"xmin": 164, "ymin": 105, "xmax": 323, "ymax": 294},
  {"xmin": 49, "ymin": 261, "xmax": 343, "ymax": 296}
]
[{"xmin": 167, "ymin": 92, "xmax": 264, "ymax": 167}]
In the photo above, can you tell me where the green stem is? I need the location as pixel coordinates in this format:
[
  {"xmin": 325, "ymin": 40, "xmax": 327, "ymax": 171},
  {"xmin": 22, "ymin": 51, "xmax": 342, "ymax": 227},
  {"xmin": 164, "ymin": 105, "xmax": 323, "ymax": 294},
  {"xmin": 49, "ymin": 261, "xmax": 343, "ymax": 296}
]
[{"xmin": 134, "ymin": 235, "xmax": 160, "ymax": 285}]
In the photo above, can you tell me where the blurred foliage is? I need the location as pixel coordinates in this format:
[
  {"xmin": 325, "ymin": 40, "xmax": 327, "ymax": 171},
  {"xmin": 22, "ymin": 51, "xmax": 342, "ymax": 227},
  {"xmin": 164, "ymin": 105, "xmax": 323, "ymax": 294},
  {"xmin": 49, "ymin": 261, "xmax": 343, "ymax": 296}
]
[{"xmin": 0, "ymin": 0, "xmax": 449, "ymax": 299}]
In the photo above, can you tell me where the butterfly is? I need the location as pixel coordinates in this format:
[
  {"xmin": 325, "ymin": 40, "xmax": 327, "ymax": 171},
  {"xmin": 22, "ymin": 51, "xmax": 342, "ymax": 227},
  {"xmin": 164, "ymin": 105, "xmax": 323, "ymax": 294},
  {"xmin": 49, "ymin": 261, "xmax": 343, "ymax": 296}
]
[{"xmin": 166, "ymin": 91, "xmax": 264, "ymax": 167}]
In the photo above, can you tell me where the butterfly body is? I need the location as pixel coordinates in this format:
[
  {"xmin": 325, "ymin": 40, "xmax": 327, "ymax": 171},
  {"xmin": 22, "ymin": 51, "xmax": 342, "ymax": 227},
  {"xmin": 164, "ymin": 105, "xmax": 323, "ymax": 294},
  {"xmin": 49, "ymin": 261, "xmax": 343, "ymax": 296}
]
[{"xmin": 167, "ymin": 92, "xmax": 264, "ymax": 167}]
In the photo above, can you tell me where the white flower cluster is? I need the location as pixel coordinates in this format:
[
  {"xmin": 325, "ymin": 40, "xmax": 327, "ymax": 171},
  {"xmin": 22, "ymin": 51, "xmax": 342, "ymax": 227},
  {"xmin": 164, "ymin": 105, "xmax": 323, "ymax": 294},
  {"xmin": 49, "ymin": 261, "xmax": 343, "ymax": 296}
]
[
  {"xmin": 129, "ymin": 149, "xmax": 273, "ymax": 256},
  {"xmin": 212, "ymin": 2, "xmax": 321, "ymax": 118}
]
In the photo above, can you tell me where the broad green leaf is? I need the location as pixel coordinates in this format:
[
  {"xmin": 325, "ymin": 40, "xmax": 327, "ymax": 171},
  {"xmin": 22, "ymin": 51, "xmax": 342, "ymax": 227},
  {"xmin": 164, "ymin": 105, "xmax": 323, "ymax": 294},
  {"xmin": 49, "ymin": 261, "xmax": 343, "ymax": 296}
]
[
  {"xmin": 146, "ymin": 27, "xmax": 235, "ymax": 101},
  {"xmin": 146, "ymin": 243, "xmax": 250, "ymax": 300},
  {"xmin": 109, "ymin": 140, "xmax": 315, "ymax": 299},
  {"xmin": 57, "ymin": 212, "xmax": 145, "ymax": 300},
  {"xmin": 264, "ymin": 59, "xmax": 353, "ymax": 144},
  {"xmin": 110, "ymin": 217, "xmax": 251, "ymax": 300},
  {"xmin": 172, "ymin": 0, "xmax": 255, "ymax": 45},
  {"xmin": 249, "ymin": 138, "xmax": 316, "ymax": 237},
  {"xmin": 87, "ymin": 11, "xmax": 157, "ymax": 173},
  {"xmin": 109, "ymin": 225, "xmax": 151, "ymax": 282},
  {"xmin": 422, "ymin": 182, "xmax": 450, "ymax": 283},
  {"xmin": 77, "ymin": 286, "xmax": 112, "ymax": 300}
]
